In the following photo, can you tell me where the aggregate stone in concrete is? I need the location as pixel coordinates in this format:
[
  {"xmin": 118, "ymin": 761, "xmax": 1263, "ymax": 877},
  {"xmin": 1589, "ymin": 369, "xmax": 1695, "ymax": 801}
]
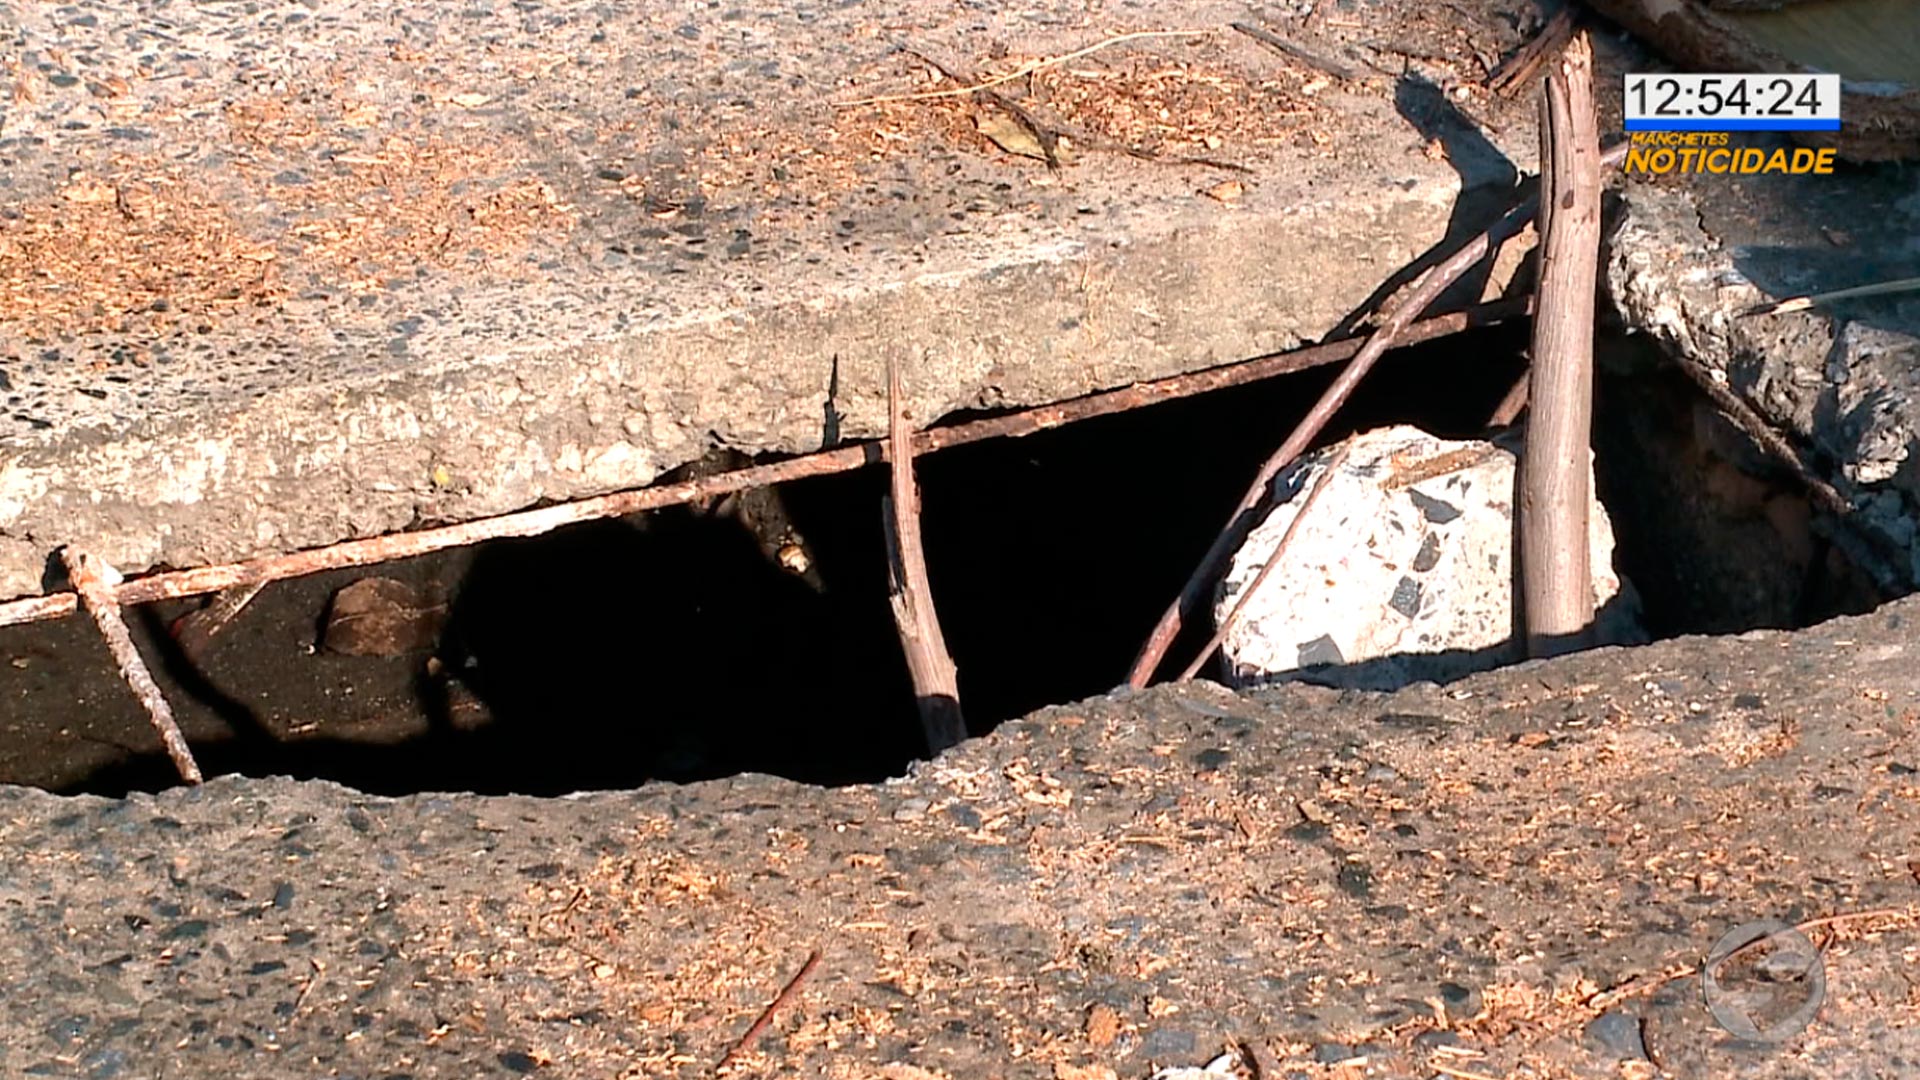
[
  {"xmin": 3, "ymin": 596, "xmax": 1920, "ymax": 1078},
  {"xmin": 0, "ymin": 0, "xmax": 1550, "ymax": 602}
]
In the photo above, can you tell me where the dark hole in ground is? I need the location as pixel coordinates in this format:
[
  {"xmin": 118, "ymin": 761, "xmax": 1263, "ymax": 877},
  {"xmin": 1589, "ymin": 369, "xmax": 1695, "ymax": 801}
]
[
  {"xmin": 0, "ymin": 325, "xmax": 1890, "ymax": 797},
  {"xmin": 1593, "ymin": 332, "xmax": 1886, "ymax": 636}
]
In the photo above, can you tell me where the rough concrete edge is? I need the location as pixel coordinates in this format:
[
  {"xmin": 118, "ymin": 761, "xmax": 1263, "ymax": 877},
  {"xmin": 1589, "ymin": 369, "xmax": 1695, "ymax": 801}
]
[
  {"xmin": 0, "ymin": 175, "xmax": 1467, "ymax": 602},
  {"xmin": 1606, "ymin": 186, "xmax": 1920, "ymax": 585}
]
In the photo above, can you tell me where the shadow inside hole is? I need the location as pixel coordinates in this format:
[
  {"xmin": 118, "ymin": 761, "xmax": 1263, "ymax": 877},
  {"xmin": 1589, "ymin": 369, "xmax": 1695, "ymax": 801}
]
[
  {"xmin": 893, "ymin": 322, "xmax": 1539, "ymax": 710},
  {"xmin": 25, "ymin": 323, "xmax": 1543, "ymax": 796},
  {"xmin": 433, "ymin": 510, "xmax": 921, "ymax": 794},
  {"xmin": 1592, "ymin": 333, "xmax": 1889, "ymax": 635},
  {"xmin": 23, "ymin": 323, "xmax": 1896, "ymax": 799}
]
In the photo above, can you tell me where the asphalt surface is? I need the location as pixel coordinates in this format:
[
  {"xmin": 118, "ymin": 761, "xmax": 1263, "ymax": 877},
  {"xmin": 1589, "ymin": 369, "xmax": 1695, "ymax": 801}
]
[{"xmin": 2, "ymin": 596, "xmax": 1918, "ymax": 1078}]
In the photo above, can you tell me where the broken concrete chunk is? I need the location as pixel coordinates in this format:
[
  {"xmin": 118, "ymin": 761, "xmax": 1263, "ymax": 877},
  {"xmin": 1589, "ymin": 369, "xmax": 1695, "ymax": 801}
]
[
  {"xmin": 1213, "ymin": 425, "xmax": 1644, "ymax": 691},
  {"xmin": 1607, "ymin": 187, "xmax": 1920, "ymax": 591}
]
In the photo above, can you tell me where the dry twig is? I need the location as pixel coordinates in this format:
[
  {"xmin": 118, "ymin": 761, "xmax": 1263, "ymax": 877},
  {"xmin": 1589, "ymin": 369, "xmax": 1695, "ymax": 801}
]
[
  {"xmin": 1487, "ymin": 7, "xmax": 1576, "ymax": 96},
  {"xmin": 906, "ymin": 45, "xmax": 1063, "ymax": 170},
  {"xmin": 290, "ymin": 958, "xmax": 325, "ymax": 1019},
  {"xmin": 61, "ymin": 547, "xmax": 203, "ymax": 784},
  {"xmin": 0, "ymin": 301, "xmax": 1527, "ymax": 632},
  {"xmin": 1123, "ymin": 142, "xmax": 1628, "ymax": 689},
  {"xmin": 1174, "ymin": 444, "xmax": 1352, "ymax": 682},
  {"xmin": 169, "ymin": 580, "xmax": 267, "ymax": 660},
  {"xmin": 1519, "ymin": 33, "xmax": 1601, "ymax": 658},
  {"xmin": 909, "ymin": 43, "xmax": 1255, "ymax": 174},
  {"xmin": 1229, "ymin": 21, "xmax": 1364, "ymax": 82},
  {"xmin": 836, "ymin": 29, "xmax": 1215, "ymax": 107},
  {"xmin": 882, "ymin": 351, "xmax": 967, "ymax": 754},
  {"xmin": 895, "ymin": 41, "xmax": 1254, "ymax": 174},
  {"xmin": 1742, "ymin": 274, "xmax": 1920, "ymax": 317},
  {"xmin": 1677, "ymin": 367, "xmax": 1847, "ymax": 518},
  {"xmin": 1428, "ymin": 1063, "xmax": 1503, "ymax": 1080},
  {"xmin": 1488, "ymin": 369, "xmax": 1530, "ymax": 427},
  {"xmin": 715, "ymin": 949, "xmax": 823, "ymax": 1073}
]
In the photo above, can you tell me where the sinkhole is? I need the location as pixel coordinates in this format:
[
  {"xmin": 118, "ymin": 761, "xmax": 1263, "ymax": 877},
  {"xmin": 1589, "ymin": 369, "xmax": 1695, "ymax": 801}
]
[{"xmin": 0, "ymin": 323, "xmax": 1895, "ymax": 797}]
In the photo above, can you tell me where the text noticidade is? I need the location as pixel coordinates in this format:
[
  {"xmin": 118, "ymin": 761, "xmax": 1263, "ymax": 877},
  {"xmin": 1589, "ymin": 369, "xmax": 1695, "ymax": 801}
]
[{"xmin": 1625, "ymin": 132, "xmax": 1836, "ymax": 175}]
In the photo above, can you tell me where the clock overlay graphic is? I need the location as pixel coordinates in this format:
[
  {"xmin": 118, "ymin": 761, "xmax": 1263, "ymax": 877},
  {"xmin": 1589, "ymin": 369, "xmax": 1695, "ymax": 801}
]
[{"xmin": 1625, "ymin": 73, "xmax": 1842, "ymax": 132}]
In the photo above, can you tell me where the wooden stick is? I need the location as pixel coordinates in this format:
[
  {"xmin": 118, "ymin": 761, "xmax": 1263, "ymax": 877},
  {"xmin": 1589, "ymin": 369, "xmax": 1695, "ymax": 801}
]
[
  {"xmin": 882, "ymin": 351, "xmax": 967, "ymax": 754},
  {"xmin": 61, "ymin": 547, "xmax": 203, "ymax": 784},
  {"xmin": 1711, "ymin": 907, "xmax": 1910, "ymax": 972},
  {"xmin": 1667, "ymin": 354, "xmax": 1906, "ymax": 593},
  {"xmin": 911, "ymin": 44, "xmax": 1253, "ymax": 175},
  {"xmin": 1488, "ymin": 369, "xmax": 1531, "ymax": 428},
  {"xmin": 1487, "ymin": 7, "xmax": 1576, "ymax": 96},
  {"xmin": 1174, "ymin": 444, "xmax": 1352, "ymax": 683},
  {"xmin": 0, "ymin": 302, "xmax": 1528, "ymax": 632},
  {"xmin": 1124, "ymin": 140, "xmax": 1631, "ymax": 690},
  {"xmin": 1428, "ymin": 1063, "xmax": 1502, "ymax": 1080},
  {"xmin": 1520, "ymin": 33, "xmax": 1601, "ymax": 659},
  {"xmin": 1671, "ymin": 362, "xmax": 1846, "ymax": 519},
  {"xmin": 715, "ymin": 948, "xmax": 823, "ymax": 1073}
]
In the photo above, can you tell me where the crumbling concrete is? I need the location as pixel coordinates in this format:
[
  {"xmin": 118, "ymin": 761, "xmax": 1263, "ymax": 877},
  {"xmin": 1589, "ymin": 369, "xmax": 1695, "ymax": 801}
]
[
  {"xmin": 1, "ymin": 593, "xmax": 1917, "ymax": 1078},
  {"xmin": 1215, "ymin": 425, "xmax": 1642, "ymax": 691},
  {"xmin": 0, "ymin": 0, "xmax": 1557, "ymax": 601},
  {"xmin": 1607, "ymin": 166, "xmax": 1920, "ymax": 588}
]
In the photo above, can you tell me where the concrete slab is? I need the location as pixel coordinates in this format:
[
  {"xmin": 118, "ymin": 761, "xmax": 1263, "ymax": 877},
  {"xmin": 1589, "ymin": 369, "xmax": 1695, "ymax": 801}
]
[{"xmin": 0, "ymin": 0, "xmax": 1550, "ymax": 602}]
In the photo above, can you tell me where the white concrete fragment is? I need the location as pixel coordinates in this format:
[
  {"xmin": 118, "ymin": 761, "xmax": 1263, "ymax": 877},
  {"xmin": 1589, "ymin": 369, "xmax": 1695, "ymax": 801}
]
[
  {"xmin": 1146, "ymin": 1052, "xmax": 1240, "ymax": 1080},
  {"xmin": 1215, "ymin": 425, "xmax": 1643, "ymax": 690}
]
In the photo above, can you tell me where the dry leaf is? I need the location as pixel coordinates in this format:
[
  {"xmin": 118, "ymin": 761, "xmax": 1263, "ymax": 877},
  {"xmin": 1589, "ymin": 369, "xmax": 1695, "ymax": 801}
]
[
  {"xmin": 976, "ymin": 112, "xmax": 1049, "ymax": 161},
  {"xmin": 450, "ymin": 92, "xmax": 493, "ymax": 108},
  {"xmin": 1056, "ymin": 1065, "xmax": 1118, "ymax": 1080},
  {"xmin": 1202, "ymin": 180, "xmax": 1245, "ymax": 204}
]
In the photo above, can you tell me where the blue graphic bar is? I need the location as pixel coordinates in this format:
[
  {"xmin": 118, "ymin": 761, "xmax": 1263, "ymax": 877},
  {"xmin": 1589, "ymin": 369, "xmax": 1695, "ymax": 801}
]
[{"xmin": 1626, "ymin": 117, "xmax": 1842, "ymax": 132}]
